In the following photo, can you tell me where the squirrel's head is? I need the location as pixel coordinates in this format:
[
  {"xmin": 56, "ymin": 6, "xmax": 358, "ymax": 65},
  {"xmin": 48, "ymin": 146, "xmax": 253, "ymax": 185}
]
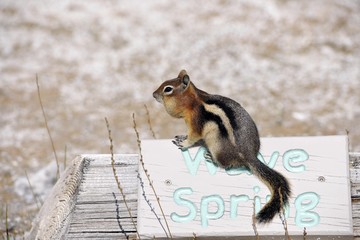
[{"xmin": 153, "ymin": 69, "xmax": 195, "ymax": 118}]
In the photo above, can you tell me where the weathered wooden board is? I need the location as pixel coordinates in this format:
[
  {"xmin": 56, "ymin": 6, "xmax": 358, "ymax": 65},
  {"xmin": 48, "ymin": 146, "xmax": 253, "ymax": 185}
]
[
  {"xmin": 28, "ymin": 151, "xmax": 360, "ymax": 239},
  {"xmin": 138, "ymin": 136, "xmax": 353, "ymax": 239},
  {"xmin": 350, "ymin": 152, "xmax": 360, "ymax": 240},
  {"xmin": 350, "ymin": 153, "xmax": 360, "ymax": 198},
  {"xmin": 64, "ymin": 154, "xmax": 139, "ymax": 240},
  {"xmin": 27, "ymin": 155, "xmax": 85, "ymax": 240}
]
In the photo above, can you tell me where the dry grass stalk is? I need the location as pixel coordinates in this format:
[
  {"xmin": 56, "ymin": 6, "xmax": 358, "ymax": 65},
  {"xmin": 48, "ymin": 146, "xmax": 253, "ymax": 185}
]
[
  {"xmin": 303, "ymin": 227, "xmax": 307, "ymax": 240},
  {"xmin": 64, "ymin": 144, "xmax": 67, "ymax": 170},
  {"xmin": 5, "ymin": 204, "xmax": 9, "ymax": 240},
  {"xmin": 36, "ymin": 74, "xmax": 60, "ymax": 180},
  {"xmin": 132, "ymin": 113, "xmax": 173, "ymax": 239},
  {"xmin": 279, "ymin": 188, "xmax": 291, "ymax": 240},
  {"xmin": 346, "ymin": 129, "xmax": 351, "ymax": 151},
  {"xmin": 112, "ymin": 192, "xmax": 129, "ymax": 239},
  {"xmin": 144, "ymin": 104, "xmax": 157, "ymax": 139},
  {"xmin": 137, "ymin": 172, "xmax": 168, "ymax": 235},
  {"xmin": 252, "ymin": 202, "xmax": 259, "ymax": 240},
  {"xmin": 25, "ymin": 170, "xmax": 41, "ymax": 210},
  {"xmin": 105, "ymin": 117, "xmax": 140, "ymax": 240}
]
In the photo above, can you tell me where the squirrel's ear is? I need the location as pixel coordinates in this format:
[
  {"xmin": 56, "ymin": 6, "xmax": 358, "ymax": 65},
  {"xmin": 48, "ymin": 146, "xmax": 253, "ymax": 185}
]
[
  {"xmin": 178, "ymin": 69, "xmax": 187, "ymax": 78},
  {"xmin": 178, "ymin": 69, "xmax": 190, "ymax": 89}
]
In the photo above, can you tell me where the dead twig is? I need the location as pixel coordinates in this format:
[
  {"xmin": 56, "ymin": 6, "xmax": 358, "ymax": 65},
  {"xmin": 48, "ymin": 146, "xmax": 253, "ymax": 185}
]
[
  {"xmin": 105, "ymin": 117, "xmax": 140, "ymax": 240},
  {"xmin": 25, "ymin": 170, "xmax": 42, "ymax": 210},
  {"xmin": 137, "ymin": 172, "xmax": 167, "ymax": 235},
  {"xmin": 112, "ymin": 192, "xmax": 129, "ymax": 239},
  {"xmin": 303, "ymin": 227, "xmax": 307, "ymax": 240},
  {"xmin": 133, "ymin": 113, "xmax": 172, "ymax": 239},
  {"xmin": 64, "ymin": 144, "xmax": 67, "ymax": 170},
  {"xmin": 5, "ymin": 204, "xmax": 9, "ymax": 240},
  {"xmin": 252, "ymin": 202, "xmax": 259, "ymax": 240},
  {"xmin": 279, "ymin": 188, "xmax": 291, "ymax": 240},
  {"xmin": 346, "ymin": 129, "xmax": 351, "ymax": 152},
  {"xmin": 36, "ymin": 74, "xmax": 60, "ymax": 180},
  {"xmin": 144, "ymin": 104, "xmax": 156, "ymax": 139}
]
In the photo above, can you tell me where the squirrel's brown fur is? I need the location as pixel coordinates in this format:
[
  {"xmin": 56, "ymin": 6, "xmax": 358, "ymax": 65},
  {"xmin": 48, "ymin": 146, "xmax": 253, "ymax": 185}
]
[{"xmin": 153, "ymin": 69, "xmax": 291, "ymax": 223}]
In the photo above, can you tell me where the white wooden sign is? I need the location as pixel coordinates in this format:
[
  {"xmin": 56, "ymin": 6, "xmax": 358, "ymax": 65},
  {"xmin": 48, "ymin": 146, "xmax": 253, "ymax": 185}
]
[{"xmin": 137, "ymin": 136, "xmax": 352, "ymax": 238}]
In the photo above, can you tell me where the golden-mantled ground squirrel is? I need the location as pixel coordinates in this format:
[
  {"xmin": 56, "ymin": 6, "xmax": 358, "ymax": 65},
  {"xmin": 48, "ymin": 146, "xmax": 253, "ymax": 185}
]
[{"xmin": 153, "ymin": 69, "xmax": 291, "ymax": 223}]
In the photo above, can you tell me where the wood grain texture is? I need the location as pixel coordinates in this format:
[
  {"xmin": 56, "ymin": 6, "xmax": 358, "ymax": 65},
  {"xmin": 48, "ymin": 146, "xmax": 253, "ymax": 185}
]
[
  {"xmin": 351, "ymin": 153, "xmax": 360, "ymax": 239},
  {"xmin": 138, "ymin": 137, "xmax": 353, "ymax": 238},
  {"xmin": 27, "ymin": 155, "xmax": 85, "ymax": 240},
  {"xmin": 64, "ymin": 154, "xmax": 139, "ymax": 239},
  {"xmin": 28, "ymin": 152, "xmax": 360, "ymax": 239}
]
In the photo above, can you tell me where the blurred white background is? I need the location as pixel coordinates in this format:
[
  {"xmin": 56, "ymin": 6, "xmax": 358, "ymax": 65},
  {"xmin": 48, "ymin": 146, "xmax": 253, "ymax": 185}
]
[{"xmin": 0, "ymin": 0, "xmax": 359, "ymax": 236}]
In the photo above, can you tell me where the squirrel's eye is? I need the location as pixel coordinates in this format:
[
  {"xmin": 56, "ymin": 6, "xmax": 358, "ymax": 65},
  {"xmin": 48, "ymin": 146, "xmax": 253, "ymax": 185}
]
[{"xmin": 163, "ymin": 86, "xmax": 173, "ymax": 94}]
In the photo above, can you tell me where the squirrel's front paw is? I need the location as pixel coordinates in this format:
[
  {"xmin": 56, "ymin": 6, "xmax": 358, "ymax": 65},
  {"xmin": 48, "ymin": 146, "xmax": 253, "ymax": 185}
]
[
  {"xmin": 172, "ymin": 135, "xmax": 188, "ymax": 150},
  {"xmin": 204, "ymin": 151, "xmax": 213, "ymax": 161}
]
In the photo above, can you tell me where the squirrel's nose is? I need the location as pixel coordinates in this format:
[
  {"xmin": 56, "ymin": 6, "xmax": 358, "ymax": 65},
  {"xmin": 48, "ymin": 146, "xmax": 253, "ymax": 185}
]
[{"xmin": 153, "ymin": 92, "xmax": 162, "ymax": 103}]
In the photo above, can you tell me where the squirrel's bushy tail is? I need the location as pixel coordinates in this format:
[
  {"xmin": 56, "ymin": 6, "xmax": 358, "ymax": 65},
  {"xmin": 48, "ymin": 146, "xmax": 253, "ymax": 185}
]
[{"xmin": 247, "ymin": 155, "xmax": 291, "ymax": 223}]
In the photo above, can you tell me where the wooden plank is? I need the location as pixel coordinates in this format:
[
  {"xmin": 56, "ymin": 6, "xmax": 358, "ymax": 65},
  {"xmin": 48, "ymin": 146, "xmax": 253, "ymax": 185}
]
[
  {"xmin": 138, "ymin": 136, "xmax": 353, "ymax": 239},
  {"xmin": 351, "ymin": 152, "xmax": 360, "ymax": 239},
  {"xmin": 28, "ymin": 150, "xmax": 360, "ymax": 239},
  {"xmin": 64, "ymin": 154, "xmax": 139, "ymax": 239},
  {"xmin": 27, "ymin": 155, "xmax": 86, "ymax": 240},
  {"xmin": 350, "ymin": 153, "xmax": 360, "ymax": 198}
]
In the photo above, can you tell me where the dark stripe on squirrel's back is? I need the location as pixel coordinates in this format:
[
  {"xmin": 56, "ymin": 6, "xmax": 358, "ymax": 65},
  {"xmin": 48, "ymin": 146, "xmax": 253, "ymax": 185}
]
[
  {"xmin": 199, "ymin": 105, "xmax": 229, "ymax": 139},
  {"xmin": 205, "ymin": 98, "xmax": 239, "ymax": 130}
]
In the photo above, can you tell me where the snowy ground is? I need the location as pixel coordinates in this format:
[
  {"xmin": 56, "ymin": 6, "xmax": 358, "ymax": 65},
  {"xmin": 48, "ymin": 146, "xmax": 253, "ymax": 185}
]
[{"xmin": 0, "ymin": 0, "xmax": 359, "ymax": 236}]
